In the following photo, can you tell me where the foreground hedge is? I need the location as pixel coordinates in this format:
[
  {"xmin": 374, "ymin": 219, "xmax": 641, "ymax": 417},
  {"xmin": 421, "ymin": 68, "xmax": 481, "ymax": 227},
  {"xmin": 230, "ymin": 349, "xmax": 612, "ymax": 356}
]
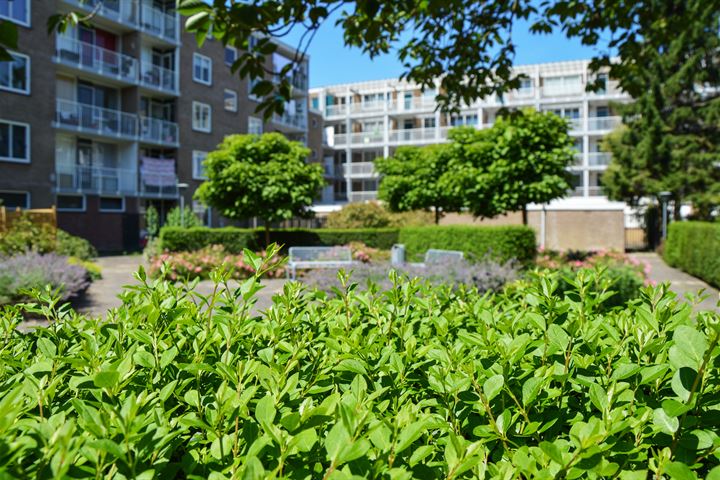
[
  {"xmin": 664, "ymin": 221, "xmax": 720, "ymax": 288},
  {"xmin": 160, "ymin": 227, "xmax": 256, "ymax": 253},
  {"xmin": 2, "ymin": 254, "xmax": 719, "ymax": 478},
  {"xmin": 399, "ymin": 225, "xmax": 537, "ymax": 263}
]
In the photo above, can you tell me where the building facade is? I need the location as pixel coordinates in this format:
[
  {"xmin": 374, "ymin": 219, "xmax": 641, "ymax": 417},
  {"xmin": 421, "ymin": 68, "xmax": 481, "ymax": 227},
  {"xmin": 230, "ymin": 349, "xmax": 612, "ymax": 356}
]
[
  {"xmin": 0, "ymin": 0, "xmax": 314, "ymax": 250},
  {"xmin": 309, "ymin": 60, "xmax": 631, "ymax": 206}
]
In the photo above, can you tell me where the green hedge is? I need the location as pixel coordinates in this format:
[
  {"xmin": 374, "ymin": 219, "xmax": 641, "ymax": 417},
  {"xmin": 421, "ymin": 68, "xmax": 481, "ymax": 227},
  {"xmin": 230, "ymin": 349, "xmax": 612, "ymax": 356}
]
[
  {"xmin": 160, "ymin": 227, "xmax": 255, "ymax": 254},
  {"xmin": 159, "ymin": 225, "xmax": 536, "ymax": 264},
  {"xmin": 664, "ymin": 221, "xmax": 720, "ymax": 287},
  {"xmin": 399, "ymin": 225, "xmax": 537, "ymax": 264}
]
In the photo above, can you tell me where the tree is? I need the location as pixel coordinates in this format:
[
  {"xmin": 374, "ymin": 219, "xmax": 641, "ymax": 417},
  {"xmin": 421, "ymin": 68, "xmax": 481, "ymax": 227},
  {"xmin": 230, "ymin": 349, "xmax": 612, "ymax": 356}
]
[
  {"xmin": 443, "ymin": 111, "xmax": 575, "ymax": 224},
  {"xmin": 375, "ymin": 145, "xmax": 464, "ymax": 224},
  {"xmin": 601, "ymin": 1, "xmax": 720, "ymax": 220},
  {"xmin": 194, "ymin": 133, "xmax": 325, "ymax": 245}
]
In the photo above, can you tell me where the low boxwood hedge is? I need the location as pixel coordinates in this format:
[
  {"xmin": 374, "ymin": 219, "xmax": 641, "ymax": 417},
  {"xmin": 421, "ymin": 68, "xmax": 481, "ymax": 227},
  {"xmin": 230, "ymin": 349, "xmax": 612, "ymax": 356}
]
[
  {"xmin": 664, "ymin": 221, "xmax": 720, "ymax": 287},
  {"xmin": 268, "ymin": 228, "xmax": 399, "ymax": 250},
  {"xmin": 160, "ymin": 227, "xmax": 255, "ymax": 254},
  {"xmin": 399, "ymin": 225, "xmax": 537, "ymax": 264}
]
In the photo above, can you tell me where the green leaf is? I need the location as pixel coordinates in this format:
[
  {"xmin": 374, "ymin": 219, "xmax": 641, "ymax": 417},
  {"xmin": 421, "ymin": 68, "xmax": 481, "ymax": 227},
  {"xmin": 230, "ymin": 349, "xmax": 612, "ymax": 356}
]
[
  {"xmin": 36, "ymin": 338, "xmax": 57, "ymax": 358},
  {"xmin": 589, "ymin": 383, "xmax": 609, "ymax": 412},
  {"xmin": 93, "ymin": 370, "xmax": 119, "ymax": 389},
  {"xmin": 540, "ymin": 441, "xmax": 564, "ymax": 465},
  {"xmin": 409, "ymin": 445, "xmax": 434, "ymax": 466},
  {"xmin": 133, "ymin": 350, "xmax": 155, "ymax": 369},
  {"xmin": 255, "ymin": 395, "xmax": 276, "ymax": 425},
  {"xmin": 665, "ymin": 462, "xmax": 697, "ymax": 480},
  {"xmin": 483, "ymin": 374, "xmax": 504, "ymax": 401},
  {"xmin": 184, "ymin": 390, "xmax": 200, "ymax": 409},
  {"xmin": 653, "ymin": 408, "xmax": 679, "ymax": 435},
  {"xmin": 671, "ymin": 367, "xmax": 696, "ymax": 403},
  {"xmin": 662, "ymin": 399, "xmax": 691, "ymax": 417},
  {"xmin": 706, "ymin": 466, "xmax": 720, "ymax": 480},
  {"xmin": 395, "ymin": 420, "xmax": 428, "ymax": 454},
  {"xmin": 288, "ymin": 428, "xmax": 317, "ymax": 453},
  {"xmin": 669, "ymin": 326, "xmax": 708, "ymax": 371},
  {"xmin": 522, "ymin": 376, "xmax": 543, "ymax": 406}
]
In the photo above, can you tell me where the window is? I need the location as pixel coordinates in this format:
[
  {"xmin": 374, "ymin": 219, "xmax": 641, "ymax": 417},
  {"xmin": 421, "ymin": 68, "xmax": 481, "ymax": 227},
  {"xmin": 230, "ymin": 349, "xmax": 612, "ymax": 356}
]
[
  {"xmin": 0, "ymin": 52, "xmax": 29, "ymax": 94},
  {"xmin": 224, "ymin": 89, "xmax": 238, "ymax": 112},
  {"xmin": 0, "ymin": 120, "xmax": 29, "ymax": 163},
  {"xmin": 192, "ymin": 102, "xmax": 211, "ymax": 132},
  {"xmin": 224, "ymin": 46, "xmax": 237, "ymax": 67},
  {"xmin": 99, "ymin": 196, "xmax": 124, "ymax": 212},
  {"xmin": 0, "ymin": 0, "xmax": 29, "ymax": 26},
  {"xmin": 0, "ymin": 190, "xmax": 29, "ymax": 209},
  {"xmin": 595, "ymin": 106, "xmax": 610, "ymax": 117},
  {"xmin": 192, "ymin": 151, "xmax": 208, "ymax": 180},
  {"xmin": 57, "ymin": 195, "xmax": 86, "ymax": 212},
  {"xmin": 192, "ymin": 53, "xmax": 212, "ymax": 85},
  {"xmin": 311, "ymin": 97, "xmax": 319, "ymax": 110},
  {"xmin": 248, "ymin": 77, "xmax": 261, "ymax": 100},
  {"xmin": 596, "ymin": 73, "xmax": 608, "ymax": 94},
  {"xmin": 248, "ymin": 116, "xmax": 262, "ymax": 135}
]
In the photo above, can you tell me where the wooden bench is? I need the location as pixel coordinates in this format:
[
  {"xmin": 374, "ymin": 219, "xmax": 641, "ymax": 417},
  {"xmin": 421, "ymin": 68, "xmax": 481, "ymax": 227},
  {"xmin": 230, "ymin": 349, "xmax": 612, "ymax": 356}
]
[{"xmin": 287, "ymin": 246, "xmax": 355, "ymax": 279}]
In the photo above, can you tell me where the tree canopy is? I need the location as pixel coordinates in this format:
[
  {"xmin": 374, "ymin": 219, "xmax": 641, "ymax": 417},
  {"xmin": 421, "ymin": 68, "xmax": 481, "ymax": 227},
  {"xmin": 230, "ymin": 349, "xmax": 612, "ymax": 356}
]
[{"xmin": 194, "ymin": 133, "xmax": 325, "ymax": 243}]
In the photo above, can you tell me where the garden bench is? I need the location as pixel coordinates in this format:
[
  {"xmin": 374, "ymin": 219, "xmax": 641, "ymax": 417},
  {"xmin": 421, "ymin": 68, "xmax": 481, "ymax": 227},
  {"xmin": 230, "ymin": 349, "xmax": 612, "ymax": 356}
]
[
  {"xmin": 287, "ymin": 246, "xmax": 355, "ymax": 279},
  {"xmin": 412, "ymin": 249, "xmax": 465, "ymax": 267}
]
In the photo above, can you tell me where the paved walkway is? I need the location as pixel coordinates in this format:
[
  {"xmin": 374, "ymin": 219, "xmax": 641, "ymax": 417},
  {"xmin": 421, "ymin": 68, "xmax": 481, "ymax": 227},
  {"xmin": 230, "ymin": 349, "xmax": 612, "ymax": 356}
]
[{"xmin": 633, "ymin": 252, "xmax": 719, "ymax": 311}]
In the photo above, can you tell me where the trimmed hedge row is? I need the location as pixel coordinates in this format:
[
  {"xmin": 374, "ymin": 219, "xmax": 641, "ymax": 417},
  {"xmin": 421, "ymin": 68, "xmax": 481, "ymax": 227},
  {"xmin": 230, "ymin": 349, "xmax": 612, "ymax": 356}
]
[
  {"xmin": 664, "ymin": 221, "xmax": 720, "ymax": 287},
  {"xmin": 399, "ymin": 225, "xmax": 537, "ymax": 264},
  {"xmin": 159, "ymin": 225, "xmax": 537, "ymax": 263}
]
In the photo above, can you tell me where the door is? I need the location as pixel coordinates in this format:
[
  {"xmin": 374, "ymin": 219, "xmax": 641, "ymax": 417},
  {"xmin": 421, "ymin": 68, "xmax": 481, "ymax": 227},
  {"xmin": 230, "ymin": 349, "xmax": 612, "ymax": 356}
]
[
  {"xmin": 79, "ymin": 27, "xmax": 95, "ymax": 68},
  {"xmin": 404, "ymin": 92, "xmax": 412, "ymax": 110},
  {"xmin": 94, "ymin": 29, "xmax": 118, "ymax": 74},
  {"xmin": 77, "ymin": 139, "xmax": 93, "ymax": 190},
  {"xmin": 77, "ymin": 82, "xmax": 95, "ymax": 129}
]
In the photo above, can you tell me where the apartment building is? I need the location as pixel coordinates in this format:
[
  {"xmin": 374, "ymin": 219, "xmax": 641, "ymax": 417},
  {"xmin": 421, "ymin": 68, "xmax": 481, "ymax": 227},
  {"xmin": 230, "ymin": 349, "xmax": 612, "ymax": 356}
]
[
  {"xmin": 309, "ymin": 60, "xmax": 631, "ymax": 206},
  {"xmin": 0, "ymin": 0, "xmax": 314, "ymax": 250}
]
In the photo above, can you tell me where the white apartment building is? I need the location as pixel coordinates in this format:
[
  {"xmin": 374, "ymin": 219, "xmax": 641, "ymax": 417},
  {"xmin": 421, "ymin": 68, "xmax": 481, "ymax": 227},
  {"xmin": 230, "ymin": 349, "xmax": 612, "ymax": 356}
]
[{"xmin": 309, "ymin": 59, "xmax": 631, "ymax": 207}]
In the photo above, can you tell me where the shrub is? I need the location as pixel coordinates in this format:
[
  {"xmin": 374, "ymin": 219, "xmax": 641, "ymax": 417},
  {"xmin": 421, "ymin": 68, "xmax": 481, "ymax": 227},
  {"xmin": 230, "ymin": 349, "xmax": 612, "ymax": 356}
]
[
  {"xmin": 164, "ymin": 206, "xmax": 204, "ymax": 228},
  {"xmin": 268, "ymin": 228, "xmax": 399, "ymax": 251},
  {"xmin": 664, "ymin": 221, "xmax": 720, "ymax": 287},
  {"xmin": 1, "ymin": 257, "xmax": 719, "ymax": 478},
  {"xmin": 325, "ymin": 202, "xmax": 435, "ymax": 229},
  {"xmin": 67, "ymin": 257, "xmax": 103, "ymax": 281},
  {"xmin": 148, "ymin": 245, "xmax": 285, "ymax": 280},
  {"xmin": 0, "ymin": 213, "xmax": 56, "ymax": 255},
  {"xmin": 145, "ymin": 205, "xmax": 160, "ymax": 238},
  {"xmin": 160, "ymin": 226, "xmax": 255, "ymax": 253},
  {"xmin": 56, "ymin": 229, "xmax": 98, "ymax": 260},
  {"xmin": 0, "ymin": 252, "xmax": 90, "ymax": 304},
  {"xmin": 399, "ymin": 225, "xmax": 537, "ymax": 264}
]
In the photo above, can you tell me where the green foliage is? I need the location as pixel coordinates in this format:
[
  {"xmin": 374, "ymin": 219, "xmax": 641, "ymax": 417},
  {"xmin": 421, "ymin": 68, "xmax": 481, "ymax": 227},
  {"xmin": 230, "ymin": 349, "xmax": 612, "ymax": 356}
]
[
  {"xmin": 2, "ymin": 256, "xmax": 720, "ymax": 477},
  {"xmin": 399, "ymin": 225, "xmax": 537, "ymax": 264},
  {"xmin": 145, "ymin": 205, "xmax": 160, "ymax": 238},
  {"xmin": 0, "ymin": 19, "xmax": 18, "ymax": 61},
  {"xmin": 160, "ymin": 227, "xmax": 256, "ymax": 254},
  {"xmin": 326, "ymin": 202, "xmax": 435, "ymax": 228},
  {"xmin": 664, "ymin": 222, "xmax": 720, "ymax": 288},
  {"xmin": 0, "ymin": 213, "xmax": 57, "ymax": 255},
  {"xmin": 164, "ymin": 206, "xmax": 204, "ymax": 229},
  {"xmin": 601, "ymin": 1, "xmax": 720, "ymax": 220},
  {"xmin": 56, "ymin": 229, "xmax": 98, "ymax": 261},
  {"xmin": 376, "ymin": 145, "xmax": 464, "ymax": 223},
  {"xmin": 552, "ymin": 266, "xmax": 645, "ymax": 309},
  {"xmin": 194, "ymin": 133, "xmax": 325, "ymax": 240},
  {"xmin": 67, "ymin": 257, "xmax": 103, "ymax": 281},
  {"xmin": 269, "ymin": 228, "xmax": 400, "ymax": 251},
  {"xmin": 444, "ymin": 111, "xmax": 574, "ymax": 218}
]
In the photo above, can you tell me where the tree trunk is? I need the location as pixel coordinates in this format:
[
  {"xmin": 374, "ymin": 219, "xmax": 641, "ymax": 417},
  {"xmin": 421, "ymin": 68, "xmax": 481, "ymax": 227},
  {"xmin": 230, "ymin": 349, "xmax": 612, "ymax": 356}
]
[
  {"xmin": 434, "ymin": 206, "xmax": 440, "ymax": 225},
  {"xmin": 264, "ymin": 223, "xmax": 270, "ymax": 248},
  {"xmin": 522, "ymin": 205, "xmax": 528, "ymax": 225}
]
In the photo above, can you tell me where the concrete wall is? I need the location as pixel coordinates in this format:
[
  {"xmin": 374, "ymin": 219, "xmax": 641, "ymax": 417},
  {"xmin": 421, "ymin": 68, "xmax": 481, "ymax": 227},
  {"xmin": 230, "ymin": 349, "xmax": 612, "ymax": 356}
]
[{"xmin": 440, "ymin": 209, "xmax": 626, "ymax": 251}]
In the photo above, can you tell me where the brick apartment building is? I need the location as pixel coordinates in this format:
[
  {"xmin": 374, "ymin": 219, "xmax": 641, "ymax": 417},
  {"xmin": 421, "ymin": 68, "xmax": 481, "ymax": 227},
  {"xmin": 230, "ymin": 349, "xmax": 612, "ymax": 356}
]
[{"xmin": 0, "ymin": 0, "xmax": 319, "ymax": 251}]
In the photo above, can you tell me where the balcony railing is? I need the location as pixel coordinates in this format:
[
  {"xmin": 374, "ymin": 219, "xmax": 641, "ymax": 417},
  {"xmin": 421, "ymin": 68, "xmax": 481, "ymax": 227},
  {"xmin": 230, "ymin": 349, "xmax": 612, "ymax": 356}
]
[
  {"xmin": 349, "ymin": 191, "xmax": 378, "ymax": 202},
  {"xmin": 55, "ymin": 99, "xmax": 138, "ymax": 139},
  {"xmin": 139, "ymin": 4, "xmax": 178, "ymax": 43},
  {"xmin": 55, "ymin": 164, "xmax": 137, "ymax": 195},
  {"xmin": 573, "ymin": 153, "xmax": 584, "ymax": 166},
  {"xmin": 588, "ymin": 186, "xmax": 604, "ymax": 196},
  {"xmin": 334, "ymin": 131, "xmax": 384, "ymax": 146},
  {"xmin": 325, "ymin": 104, "xmax": 347, "ymax": 117},
  {"xmin": 61, "ymin": 0, "xmax": 138, "ymax": 28},
  {"xmin": 588, "ymin": 152, "xmax": 612, "ymax": 166},
  {"xmin": 389, "ymin": 127, "xmax": 448, "ymax": 144},
  {"xmin": 350, "ymin": 101, "xmax": 386, "ymax": 114},
  {"xmin": 342, "ymin": 162, "xmax": 377, "ymax": 177},
  {"xmin": 542, "ymin": 84, "xmax": 584, "ymax": 97},
  {"xmin": 272, "ymin": 112, "xmax": 307, "ymax": 130},
  {"xmin": 392, "ymin": 97, "xmax": 437, "ymax": 112},
  {"xmin": 55, "ymin": 36, "xmax": 138, "ymax": 84},
  {"xmin": 140, "ymin": 62, "xmax": 177, "ymax": 93},
  {"xmin": 588, "ymin": 116, "xmax": 621, "ymax": 131},
  {"xmin": 140, "ymin": 117, "xmax": 179, "ymax": 146}
]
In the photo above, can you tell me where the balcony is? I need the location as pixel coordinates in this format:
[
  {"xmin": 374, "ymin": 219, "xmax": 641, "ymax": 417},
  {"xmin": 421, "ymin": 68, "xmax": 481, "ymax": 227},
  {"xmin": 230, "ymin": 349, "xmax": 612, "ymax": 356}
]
[
  {"xmin": 342, "ymin": 162, "xmax": 377, "ymax": 178},
  {"xmin": 61, "ymin": 0, "xmax": 138, "ymax": 29},
  {"xmin": 140, "ymin": 117, "xmax": 179, "ymax": 146},
  {"xmin": 588, "ymin": 186, "xmax": 604, "ymax": 196},
  {"xmin": 588, "ymin": 152, "xmax": 612, "ymax": 167},
  {"xmin": 573, "ymin": 153, "xmax": 584, "ymax": 166},
  {"xmin": 55, "ymin": 36, "xmax": 138, "ymax": 84},
  {"xmin": 140, "ymin": 62, "xmax": 177, "ymax": 94},
  {"xmin": 542, "ymin": 83, "xmax": 584, "ymax": 97},
  {"xmin": 139, "ymin": 4, "xmax": 178, "ymax": 43},
  {"xmin": 55, "ymin": 99, "xmax": 138, "ymax": 140},
  {"xmin": 588, "ymin": 116, "xmax": 621, "ymax": 131},
  {"xmin": 272, "ymin": 112, "xmax": 307, "ymax": 131},
  {"xmin": 350, "ymin": 101, "xmax": 386, "ymax": 114},
  {"xmin": 334, "ymin": 131, "xmax": 384, "ymax": 147},
  {"xmin": 567, "ymin": 118, "xmax": 583, "ymax": 132},
  {"xmin": 391, "ymin": 97, "xmax": 436, "ymax": 113},
  {"xmin": 55, "ymin": 164, "xmax": 137, "ymax": 195},
  {"xmin": 349, "ymin": 191, "xmax": 378, "ymax": 202},
  {"xmin": 389, "ymin": 127, "xmax": 448, "ymax": 144},
  {"xmin": 325, "ymin": 104, "xmax": 347, "ymax": 117}
]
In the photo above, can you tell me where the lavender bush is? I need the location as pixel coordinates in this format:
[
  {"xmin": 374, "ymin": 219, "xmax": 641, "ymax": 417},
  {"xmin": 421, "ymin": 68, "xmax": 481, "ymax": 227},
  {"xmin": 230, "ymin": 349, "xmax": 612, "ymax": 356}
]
[
  {"xmin": 301, "ymin": 257, "xmax": 518, "ymax": 293},
  {"xmin": 0, "ymin": 252, "xmax": 90, "ymax": 304}
]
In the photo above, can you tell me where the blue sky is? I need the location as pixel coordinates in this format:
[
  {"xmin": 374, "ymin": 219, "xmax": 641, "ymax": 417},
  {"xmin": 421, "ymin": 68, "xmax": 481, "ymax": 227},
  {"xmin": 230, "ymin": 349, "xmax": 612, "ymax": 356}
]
[{"xmin": 284, "ymin": 16, "xmax": 612, "ymax": 88}]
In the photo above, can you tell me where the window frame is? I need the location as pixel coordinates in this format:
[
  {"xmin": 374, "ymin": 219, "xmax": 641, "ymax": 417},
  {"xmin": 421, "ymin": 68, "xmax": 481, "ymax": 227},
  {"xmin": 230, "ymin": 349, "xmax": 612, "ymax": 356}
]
[
  {"xmin": 0, "ymin": 119, "xmax": 30, "ymax": 163},
  {"xmin": 0, "ymin": 190, "xmax": 30, "ymax": 209},
  {"xmin": 192, "ymin": 53, "xmax": 212, "ymax": 86},
  {"xmin": 0, "ymin": 0, "xmax": 30, "ymax": 27},
  {"xmin": 0, "ymin": 51, "xmax": 30, "ymax": 95},
  {"xmin": 192, "ymin": 101, "xmax": 212, "ymax": 133},
  {"xmin": 223, "ymin": 88, "xmax": 238, "ymax": 112},
  {"xmin": 99, "ymin": 196, "xmax": 125, "ymax": 213},
  {"xmin": 56, "ymin": 194, "xmax": 86, "ymax": 212},
  {"xmin": 192, "ymin": 150, "xmax": 208, "ymax": 180},
  {"xmin": 224, "ymin": 46, "xmax": 237, "ymax": 67},
  {"xmin": 248, "ymin": 116, "xmax": 263, "ymax": 135}
]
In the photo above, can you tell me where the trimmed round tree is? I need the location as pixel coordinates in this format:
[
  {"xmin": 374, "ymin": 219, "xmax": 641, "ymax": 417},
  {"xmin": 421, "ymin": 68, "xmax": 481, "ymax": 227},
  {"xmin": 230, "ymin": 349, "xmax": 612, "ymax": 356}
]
[{"xmin": 194, "ymin": 133, "xmax": 325, "ymax": 245}]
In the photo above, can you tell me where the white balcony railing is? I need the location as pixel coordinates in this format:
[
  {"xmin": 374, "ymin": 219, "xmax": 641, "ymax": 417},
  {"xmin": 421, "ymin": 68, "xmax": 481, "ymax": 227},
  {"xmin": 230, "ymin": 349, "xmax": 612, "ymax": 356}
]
[
  {"xmin": 272, "ymin": 112, "xmax": 307, "ymax": 130},
  {"xmin": 588, "ymin": 186, "xmax": 604, "ymax": 196},
  {"xmin": 542, "ymin": 84, "xmax": 584, "ymax": 97},
  {"xmin": 139, "ymin": 4, "xmax": 178, "ymax": 42},
  {"xmin": 568, "ymin": 118, "xmax": 583, "ymax": 131},
  {"xmin": 391, "ymin": 97, "xmax": 437, "ymax": 112},
  {"xmin": 325, "ymin": 104, "xmax": 347, "ymax": 117},
  {"xmin": 349, "ymin": 191, "xmax": 378, "ymax": 202},
  {"xmin": 140, "ymin": 62, "xmax": 177, "ymax": 93},
  {"xmin": 140, "ymin": 117, "xmax": 179, "ymax": 146},
  {"xmin": 588, "ymin": 116, "xmax": 621, "ymax": 131},
  {"xmin": 389, "ymin": 127, "xmax": 448, "ymax": 144},
  {"xmin": 55, "ymin": 99, "xmax": 138, "ymax": 139},
  {"xmin": 350, "ymin": 101, "xmax": 385, "ymax": 113},
  {"xmin": 55, "ymin": 36, "xmax": 138, "ymax": 84},
  {"xmin": 55, "ymin": 164, "xmax": 137, "ymax": 195},
  {"xmin": 61, "ymin": 0, "xmax": 139, "ymax": 28},
  {"xmin": 573, "ymin": 153, "xmax": 584, "ymax": 166},
  {"xmin": 588, "ymin": 152, "xmax": 612, "ymax": 166},
  {"xmin": 342, "ymin": 162, "xmax": 377, "ymax": 177}
]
